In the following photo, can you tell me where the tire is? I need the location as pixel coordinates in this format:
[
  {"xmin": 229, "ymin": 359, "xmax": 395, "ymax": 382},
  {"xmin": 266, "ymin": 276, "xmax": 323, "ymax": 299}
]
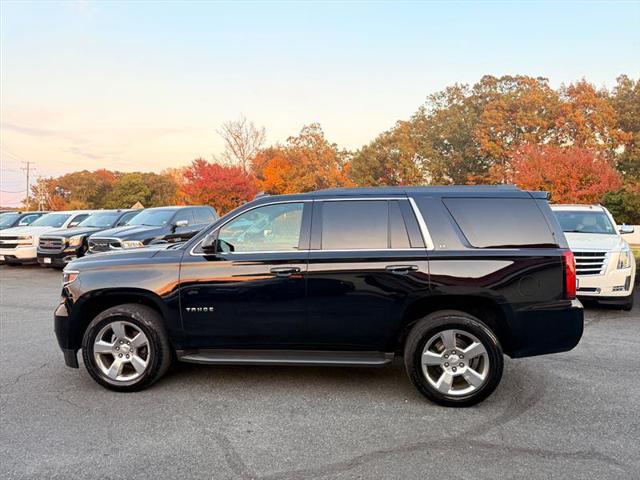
[
  {"xmin": 622, "ymin": 293, "xmax": 634, "ymax": 311},
  {"xmin": 404, "ymin": 310, "xmax": 504, "ymax": 407},
  {"xmin": 82, "ymin": 303, "xmax": 172, "ymax": 392}
]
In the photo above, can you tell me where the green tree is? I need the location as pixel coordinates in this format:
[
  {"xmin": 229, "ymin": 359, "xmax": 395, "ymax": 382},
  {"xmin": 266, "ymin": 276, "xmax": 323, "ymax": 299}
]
[
  {"xmin": 610, "ymin": 75, "xmax": 640, "ymax": 178},
  {"xmin": 603, "ymin": 183, "xmax": 640, "ymax": 225},
  {"xmin": 103, "ymin": 173, "xmax": 152, "ymax": 208},
  {"xmin": 350, "ymin": 121, "xmax": 425, "ymax": 186}
]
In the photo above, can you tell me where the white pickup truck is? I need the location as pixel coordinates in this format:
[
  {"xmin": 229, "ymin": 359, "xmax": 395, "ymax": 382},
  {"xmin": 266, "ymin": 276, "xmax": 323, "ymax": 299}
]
[
  {"xmin": 0, "ymin": 210, "xmax": 95, "ymax": 265},
  {"xmin": 551, "ymin": 204, "xmax": 635, "ymax": 310}
]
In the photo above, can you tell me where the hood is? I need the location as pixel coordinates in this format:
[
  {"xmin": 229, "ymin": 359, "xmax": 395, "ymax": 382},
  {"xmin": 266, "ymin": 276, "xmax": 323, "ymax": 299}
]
[
  {"xmin": 564, "ymin": 232, "xmax": 628, "ymax": 252},
  {"xmin": 41, "ymin": 226, "xmax": 102, "ymax": 239},
  {"xmin": 91, "ymin": 224, "xmax": 167, "ymax": 241},
  {"xmin": 0, "ymin": 225, "xmax": 60, "ymax": 239},
  {"xmin": 68, "ymin": 243, "xmax": 177, "ymax": 269}
]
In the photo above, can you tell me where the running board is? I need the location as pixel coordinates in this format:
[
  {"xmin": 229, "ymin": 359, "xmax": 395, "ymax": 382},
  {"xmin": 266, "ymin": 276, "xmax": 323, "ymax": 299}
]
[{"xmin": 177, "ymin": 349, "xmax": 394, "ymax": 367}]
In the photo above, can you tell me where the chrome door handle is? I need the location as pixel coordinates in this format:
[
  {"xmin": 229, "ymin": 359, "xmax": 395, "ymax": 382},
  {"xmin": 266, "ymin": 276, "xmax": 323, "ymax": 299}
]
[
  {"xmin": 385, "ymin": 265, "xmax": 418, "ymax": 275},
  {"xmin": 270, "ymin": 266, "xmax": 301, "ymax": 277}
]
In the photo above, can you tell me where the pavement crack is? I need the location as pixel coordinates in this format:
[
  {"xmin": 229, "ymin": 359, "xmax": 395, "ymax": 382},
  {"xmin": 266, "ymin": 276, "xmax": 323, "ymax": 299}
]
[
  {"xmin": 183, "ymin": 413, "xmax": 253, "ymax": 479},
  {"xmin": 1, "ymin": 362, "xmax": 48, "ymax": 389},
  {"xmin": 258, "ymin": 439, "xmax": 629, "ymax": 480}
]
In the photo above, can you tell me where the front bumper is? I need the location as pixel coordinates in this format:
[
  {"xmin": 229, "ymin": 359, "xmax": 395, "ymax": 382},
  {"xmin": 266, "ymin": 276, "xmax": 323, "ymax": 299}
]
[
  {"xmin": 54, "ymin": 299, "xmax": 79, "ymax": 368},
  {"xmin": 577, "ymin": 267, "xmax": 635, "ymax": 298},
  {"xmin": 0, "ymin": 246, "xmax": 37, "ymax": 263},
  {"xmin": 37, "ymin": 248, "xmax": 82, "ymax": 268}
]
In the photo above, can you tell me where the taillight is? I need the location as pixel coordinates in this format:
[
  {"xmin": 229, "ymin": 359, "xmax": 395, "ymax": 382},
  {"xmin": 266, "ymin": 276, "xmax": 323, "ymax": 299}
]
[{"xmin": 562, "ymin": 250, "xmax": 576, "ymax": 300}]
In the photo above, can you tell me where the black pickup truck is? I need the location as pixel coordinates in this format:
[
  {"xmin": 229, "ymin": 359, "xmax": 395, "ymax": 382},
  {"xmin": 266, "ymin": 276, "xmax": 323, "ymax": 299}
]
[
  {"xmin": 38, "ymin": 209, "xmax": 141, "ymax": 268},
  {"xmin": 54, "ymin": 186, "xmax": 583, "ymax": 407}
]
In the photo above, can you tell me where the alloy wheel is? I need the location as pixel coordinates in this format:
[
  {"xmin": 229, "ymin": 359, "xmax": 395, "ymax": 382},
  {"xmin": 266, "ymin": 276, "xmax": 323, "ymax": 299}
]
[
  {"xmin": 421, "ymin": 329, "xmax": 490, "ymax": 396},
  {"xmin": 93, "ymin": 320, "xmax": 151, "ymax": 382}
]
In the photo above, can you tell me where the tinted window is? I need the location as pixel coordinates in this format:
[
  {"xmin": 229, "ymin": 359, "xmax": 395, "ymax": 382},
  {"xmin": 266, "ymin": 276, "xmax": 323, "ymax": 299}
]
[
  {"xmin": 218, "ymin": 203, "xmax": 303, "ymax": 252},
  {"xmin": 443, "ymin": 198, "xmax": 555, "ymax": 248},
  {"xmin": 128, "ymin": 209, "xmax": 176, "ymax": 226},
  {"xmin": 554, "ymin": 210, "xmax": 616, "ymax": 235},
  {"xmin": 18, "ymin": 214, "xmax": 41, "ymax": 226},
  {"xmin": 118, "ymin": 211, "xmax": 140, "ymax": 226},
  {"xmin": 390, "ymin": 201, "xmax": 411, "ymax": 248},
  {"xmin": 193, "ymin": 207, "xmax": 215, "ymax": 224},
  {"xmin": 69, "ymin": 214, "xmax": 90, "ymax": 226},
  {"xmin": 0, "ymin": 212, "xmax": 20, "ymax": 227},
  {"xmin": 79, "ymin": 211, "xmax": 121, "ymax": 228},
  {"xmin": 173, "ymin": 209, "xmax": 194, "ymax": 225},
  {"xmin": 31, "ymin": 213, "xmax": 71, "ymax": 228},
  {"xmin": 321, "ymin": 201, "xmax": 388, "ymax": 250}
]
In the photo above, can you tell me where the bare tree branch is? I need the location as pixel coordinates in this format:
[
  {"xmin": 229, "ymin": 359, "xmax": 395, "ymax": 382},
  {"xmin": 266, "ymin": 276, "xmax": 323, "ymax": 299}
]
[{"xmin": 217, "ymin": 116, "xmax": 266, "ymax": 171}]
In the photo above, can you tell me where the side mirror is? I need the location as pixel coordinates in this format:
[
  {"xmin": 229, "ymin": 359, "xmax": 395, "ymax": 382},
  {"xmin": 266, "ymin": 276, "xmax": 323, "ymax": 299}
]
[
  {"xmin": 174, "ymin": 219, "xmax": 189, "ymax": 228},
  {"xmin": 619, "ymin": 225, "xmax": 635, "ymax": 235},
  {"xmin": 68, "ymin": 221, "xmax": 79, "ymax": 228},
  {"xmin": 202, "ymin": 234, "xmax": 234, "ymax": 253}
]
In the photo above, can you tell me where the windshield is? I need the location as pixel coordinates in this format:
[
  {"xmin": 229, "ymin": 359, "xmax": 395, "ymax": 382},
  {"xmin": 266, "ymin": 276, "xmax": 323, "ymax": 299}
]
[
  {"xmin": 554, "ymin": 210, "xmax": 616, "ymax": 235},
  {"xmin": 31, "ymin": 213, "xmax": 71, "ymax": 228},
  {"xmin": 78, "ymin": 211, "xmax": 121, "ymax": 228},
  {"xmin": 0, "ymin": 212, "xmax": 20, "ymax": 227},
  {"xmin": 127, "ymin": 209, "xmax": 175, "ymax": 226}
]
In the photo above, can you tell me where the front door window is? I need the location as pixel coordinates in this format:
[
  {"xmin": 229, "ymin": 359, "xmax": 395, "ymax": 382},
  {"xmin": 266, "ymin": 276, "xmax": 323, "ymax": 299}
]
[{"xmin": 217, "ymin": 203, "xmax": 304, "ymax": 252}]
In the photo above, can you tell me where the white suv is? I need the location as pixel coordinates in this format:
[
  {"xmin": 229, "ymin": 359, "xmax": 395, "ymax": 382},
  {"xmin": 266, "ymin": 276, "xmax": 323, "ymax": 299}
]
[
  {"xmin": 551, "ymin": 205, "xmax": 635, "ymax": 310},
  {"xmin": 0, "ymin": 210, "xmax": 95, "ymax": 265}
]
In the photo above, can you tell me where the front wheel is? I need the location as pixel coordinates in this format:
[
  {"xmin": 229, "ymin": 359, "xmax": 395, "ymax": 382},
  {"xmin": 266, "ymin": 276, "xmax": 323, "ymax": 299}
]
[
  {"xmin": 82, "ymin": 304, "xmax": 172, "ymax": 391},
  {"xmin": 404, "ymin": 310, "xmax": 504, "ymax": 407}
]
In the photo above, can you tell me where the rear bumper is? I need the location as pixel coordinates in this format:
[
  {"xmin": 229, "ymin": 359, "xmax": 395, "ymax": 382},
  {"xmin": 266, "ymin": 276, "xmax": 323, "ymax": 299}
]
[{"xmin": 509, "ymin": 299, "xmax": 584, "ymax": 358}]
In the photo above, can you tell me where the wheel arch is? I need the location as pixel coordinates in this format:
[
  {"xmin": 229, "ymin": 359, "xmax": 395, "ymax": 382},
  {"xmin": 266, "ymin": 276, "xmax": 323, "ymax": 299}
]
[
  {"xmin": 69, "ymin": 288, "xmax": 172, "ymax": 351},
  {"xmin": 396, "ymin": 295, "xmax": 514, "ymax": 356}
]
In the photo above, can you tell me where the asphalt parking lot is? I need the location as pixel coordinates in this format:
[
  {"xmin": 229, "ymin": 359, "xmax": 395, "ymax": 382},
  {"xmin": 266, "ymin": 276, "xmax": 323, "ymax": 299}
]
[{"xmin": 1, "ymin": 265, "xmax": 639, "ymax": 480}]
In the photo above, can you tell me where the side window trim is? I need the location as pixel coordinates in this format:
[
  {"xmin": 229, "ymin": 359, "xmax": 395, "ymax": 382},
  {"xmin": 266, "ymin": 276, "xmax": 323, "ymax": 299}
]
[{"xmin": 408, "ymin": 197, "xmax": 434, "ymax": 249}]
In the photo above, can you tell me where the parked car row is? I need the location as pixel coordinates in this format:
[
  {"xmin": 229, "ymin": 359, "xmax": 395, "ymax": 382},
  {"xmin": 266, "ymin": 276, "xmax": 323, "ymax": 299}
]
[{"xmin": 0, "ymin": 206, "xmax": 218, "ymax": 268}]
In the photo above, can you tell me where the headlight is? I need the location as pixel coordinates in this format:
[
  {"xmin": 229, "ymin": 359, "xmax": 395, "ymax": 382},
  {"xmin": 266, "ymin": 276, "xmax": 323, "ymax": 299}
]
[
  {"xmin": 68, "ymin": 235, "xmax": 84, "ymax": 247},
  {"xmin": 617, "ymin": 249, "xmax": 632, "ymax": 269},
  {"xmin": 62, "ymin": 270, "xmax": 79, "ymax": 285},
  {"xmin": 121, "ymin": 240, "xmax": 144, "ymax": 249}
]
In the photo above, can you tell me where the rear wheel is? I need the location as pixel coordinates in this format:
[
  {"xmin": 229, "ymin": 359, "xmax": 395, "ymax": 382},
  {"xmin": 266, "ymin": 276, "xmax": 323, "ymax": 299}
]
[
  {"xmin": 404, "ymin": 310, "xmax": 504, "ymax": 407},
  {"xmin": 82, "ymin": 303, "xmax": 172, "ymax": 391}
]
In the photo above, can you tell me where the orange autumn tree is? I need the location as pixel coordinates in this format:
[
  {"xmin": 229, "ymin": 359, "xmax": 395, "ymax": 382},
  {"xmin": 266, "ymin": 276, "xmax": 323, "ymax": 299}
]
[
  {"xmin": 182, "ymin": 158, "xmax": 258, "ymax": 214},
  {"xmin": 253, "ymin": 124, "xmax": 353, "ymax": 194},
  {"xmin": 509, "ymin": 145, "xmax": 621, "ymax": 203}
]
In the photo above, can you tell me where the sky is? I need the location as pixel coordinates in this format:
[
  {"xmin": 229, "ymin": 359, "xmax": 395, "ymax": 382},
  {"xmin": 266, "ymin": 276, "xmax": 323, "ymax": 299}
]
[{"xmin": 1, "ymin": 0, "xmax": 639, "ymax": 207}]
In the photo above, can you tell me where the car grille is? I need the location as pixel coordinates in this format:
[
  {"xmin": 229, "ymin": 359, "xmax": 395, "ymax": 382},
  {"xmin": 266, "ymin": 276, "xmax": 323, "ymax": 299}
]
[
  {"xmin": 574, "ymin": 251, "xmax": 608, "ymax": 276},
  {"xmin": 0, "ymin": 236, "xmax": 31, "ymax": 249},
  {"xmin": 38, "ymin": 237, "xmax": 65, "ymax": 252},
  {"xmin": 89, "ymin": 238, "xmax": 122, "ymax": 252}
]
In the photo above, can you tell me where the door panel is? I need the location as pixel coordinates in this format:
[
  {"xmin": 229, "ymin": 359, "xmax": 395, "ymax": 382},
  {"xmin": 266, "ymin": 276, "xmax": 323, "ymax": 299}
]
[
  {"xmin": 179, "ymin": 252, "xmax": 308, "ymax": 348},
  {"xmin": 306, "ymin": 250, "xmax": 429, "ymax": 350},
  {"xmin": 179, "ymin": 201, "xmax": 311, "ymax": 349}
]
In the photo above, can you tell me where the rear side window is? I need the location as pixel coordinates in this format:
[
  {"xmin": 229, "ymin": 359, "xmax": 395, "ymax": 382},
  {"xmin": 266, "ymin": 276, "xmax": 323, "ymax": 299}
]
[
  {"xmin": 443, "ymin": 198, "xmax": 555, "ymax": 248},
  {"xmin": 321, "ymin": 201, "xmax": 388, "ymax": 249}
]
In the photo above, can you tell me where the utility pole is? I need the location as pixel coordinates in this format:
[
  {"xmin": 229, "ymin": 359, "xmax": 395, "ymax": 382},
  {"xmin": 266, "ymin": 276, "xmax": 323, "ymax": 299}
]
[{"xmin": 21, "ymin": 161, "xmax": 35, "ymax": 208}]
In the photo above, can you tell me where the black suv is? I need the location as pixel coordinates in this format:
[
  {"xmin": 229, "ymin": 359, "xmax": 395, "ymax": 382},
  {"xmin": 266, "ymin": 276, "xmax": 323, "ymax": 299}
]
[
  {"xmin": 87, "ymin": 205, "xmax": 218, "ymax": 253},
  {"xmin": 37, "ymin": 209, "xmax": 141, "ymax": 268},
  {"xmin": 55, "ymin": 187, "xmax": 583, "ymax": 407}
]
